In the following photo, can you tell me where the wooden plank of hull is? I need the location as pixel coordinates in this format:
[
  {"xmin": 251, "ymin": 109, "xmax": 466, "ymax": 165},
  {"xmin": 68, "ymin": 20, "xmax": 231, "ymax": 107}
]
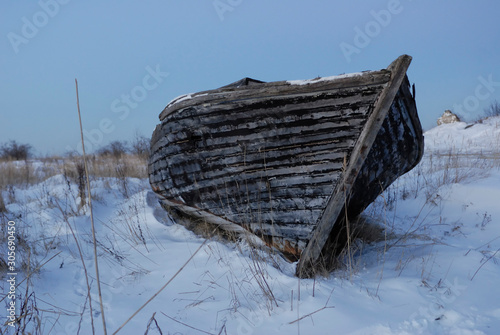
[
  {"xmin": 149, "ymin": 76, "xmax": 388, "ymax": 256},
  {"xmin": 297, "ymin": 75, "xmax": 424, "ymax": 275},
  {"xmin": 295, "ymin": 55, "xmax": 421, "ymax": 277},
  {"xmin": 159, "ymin": 71, "xmax": 392, "ymax": 120},
  {"xmin": 148, "ymin": 54, "xmax": 423, "ymax": 275}
]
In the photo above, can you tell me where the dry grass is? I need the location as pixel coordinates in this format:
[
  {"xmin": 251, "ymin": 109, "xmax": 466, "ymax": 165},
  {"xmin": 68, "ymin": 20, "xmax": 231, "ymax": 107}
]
[
  {"xmin": 314, "ymin": 144, "xmax": 500, "ymax": 281},
  {"xmin": 0, "ymin": 188, "xmax": 6, "ymax": 213},
  {"xmin": 2, "ymin": 130, "xmax": 500, "ymax": 333},
  {"xmin": 0, "ymin": 154, "xmax": 148, "ymax": 190},
  {"xmin": 0, "ymin": 153, "xmax": 148, "ymax": 334}
]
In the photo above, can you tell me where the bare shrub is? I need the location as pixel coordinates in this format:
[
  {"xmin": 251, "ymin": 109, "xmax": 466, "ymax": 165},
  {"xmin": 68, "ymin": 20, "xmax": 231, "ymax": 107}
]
[
  {"xmin": 0, "ymin": 140, "xmax": 33, "ymax": 161},
  {"xmin": 97, "ymin": 140, "xmax": 129, "ymax": 159},
  {"xmin": 483, "ymin": 100, "xmax": 500, "ymax": 118},
  {"xmin": 131, "ymin": 134, "xmax": 151, "ymax": 159}
]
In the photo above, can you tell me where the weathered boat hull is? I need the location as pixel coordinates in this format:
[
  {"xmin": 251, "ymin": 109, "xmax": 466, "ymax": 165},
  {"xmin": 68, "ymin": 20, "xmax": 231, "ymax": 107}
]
[{"xmin": 148, "ymin": 55, "xmax": 424, "ymax": 277}]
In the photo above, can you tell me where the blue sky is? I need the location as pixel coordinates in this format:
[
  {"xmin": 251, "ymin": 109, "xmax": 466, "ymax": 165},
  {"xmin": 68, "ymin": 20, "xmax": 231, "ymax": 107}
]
[{"xmin": 1, "ymin": 0, "xmax": 500, "ymax": 155}]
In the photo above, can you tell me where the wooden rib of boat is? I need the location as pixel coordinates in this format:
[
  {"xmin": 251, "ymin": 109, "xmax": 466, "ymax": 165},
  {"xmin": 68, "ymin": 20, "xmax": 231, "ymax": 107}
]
[{"xmin": 148, "ymin": 55, "xmax": 424, "ymax": 277}]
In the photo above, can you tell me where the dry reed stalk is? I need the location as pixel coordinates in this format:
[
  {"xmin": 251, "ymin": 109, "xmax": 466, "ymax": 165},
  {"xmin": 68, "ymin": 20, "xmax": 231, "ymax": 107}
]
[
  {"xmin": 75, "ymin": 78, "xmax": 107, "ymax": 335},
  {"xmin": 54, "ymin": 198, "xmax": 95, "ymax": 333},
  {"xmin": 0, "ymin": 187, "xmax": 6, "ymax": 213}
]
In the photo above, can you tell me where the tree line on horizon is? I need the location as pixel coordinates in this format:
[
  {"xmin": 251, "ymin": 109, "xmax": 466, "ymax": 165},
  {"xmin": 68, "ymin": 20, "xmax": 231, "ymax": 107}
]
[
  {"xmin": 0, "ymin": 135, "xmax": 151, "ymax": 162},
  {"xmin": 2, "ymin": 100, "xmax": 500, "ymax": 162}
]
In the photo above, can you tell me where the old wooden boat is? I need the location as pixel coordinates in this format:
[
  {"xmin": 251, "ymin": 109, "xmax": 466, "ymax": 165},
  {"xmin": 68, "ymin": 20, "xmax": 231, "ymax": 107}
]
[{"xmin": 148, "ymin": 55, "xmax": 424, "ymax": 277}]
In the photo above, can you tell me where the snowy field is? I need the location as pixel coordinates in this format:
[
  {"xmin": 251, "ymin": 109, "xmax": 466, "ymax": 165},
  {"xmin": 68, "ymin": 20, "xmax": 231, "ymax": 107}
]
[{"xmin": 1, "ymin": 117, "xmax": 500, "ymax": 334}]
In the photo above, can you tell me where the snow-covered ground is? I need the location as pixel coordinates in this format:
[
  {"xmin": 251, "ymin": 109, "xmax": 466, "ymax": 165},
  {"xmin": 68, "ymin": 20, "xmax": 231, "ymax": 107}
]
[{"xmin": 1, "ymin": 117, "xmax": 500, "ymax": 334}]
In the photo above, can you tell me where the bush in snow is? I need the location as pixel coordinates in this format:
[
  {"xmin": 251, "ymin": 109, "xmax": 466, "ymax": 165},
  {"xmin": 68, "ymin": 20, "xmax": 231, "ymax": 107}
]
[
  {"xmin": 0, "ymin": 140, "xmax": 33, "ymax": 161},
  {"xmin": 96, "ymin": 140, "xmax": 130, "ymax": 159},
  {"xmin": 483, "ymin": 100, "xmax": 500, "ymax": 118},
  {"xmin": 131, "ymin": 134, "xmax": 151, "ymax": 159}
]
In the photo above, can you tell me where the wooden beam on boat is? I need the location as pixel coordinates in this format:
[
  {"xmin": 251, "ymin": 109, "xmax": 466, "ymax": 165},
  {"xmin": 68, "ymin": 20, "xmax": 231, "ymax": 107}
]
[{"xmin": 295, "ymin": 55, "xmax": 414, "ymax": 277}]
